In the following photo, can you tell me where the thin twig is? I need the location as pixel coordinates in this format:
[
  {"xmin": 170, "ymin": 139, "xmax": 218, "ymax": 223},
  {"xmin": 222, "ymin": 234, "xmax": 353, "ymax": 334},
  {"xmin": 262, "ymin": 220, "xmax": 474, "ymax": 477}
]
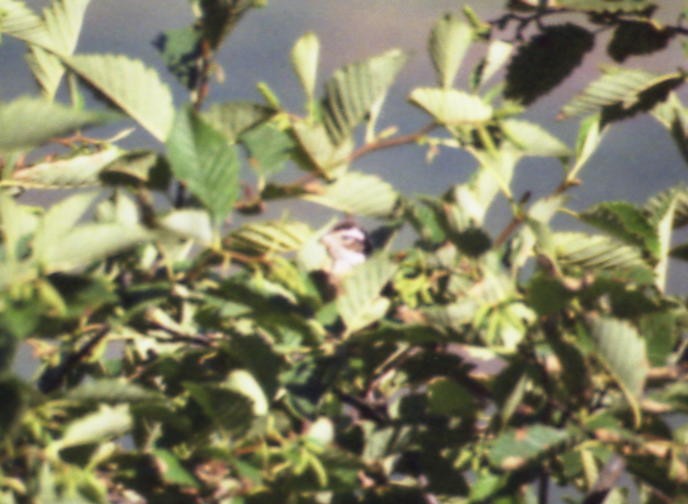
[{"xmin": 349, "ymin": 123, "xmax": 437, "ymax": 162}]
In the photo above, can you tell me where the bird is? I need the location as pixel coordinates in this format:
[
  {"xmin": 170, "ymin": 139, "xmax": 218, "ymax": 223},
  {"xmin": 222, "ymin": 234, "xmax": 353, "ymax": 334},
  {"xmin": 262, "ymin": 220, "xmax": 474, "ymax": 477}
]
[{"xmin": 320, "ymin": 220, "xmax": 373, "ymax": 278}]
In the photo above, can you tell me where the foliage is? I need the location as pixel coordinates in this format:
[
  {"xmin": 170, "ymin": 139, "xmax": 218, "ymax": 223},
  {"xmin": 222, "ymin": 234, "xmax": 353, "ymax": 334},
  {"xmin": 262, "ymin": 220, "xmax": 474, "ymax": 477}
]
[{"xmin": 0, "ymin": 0, "xmax": 687, "ymax": 503}]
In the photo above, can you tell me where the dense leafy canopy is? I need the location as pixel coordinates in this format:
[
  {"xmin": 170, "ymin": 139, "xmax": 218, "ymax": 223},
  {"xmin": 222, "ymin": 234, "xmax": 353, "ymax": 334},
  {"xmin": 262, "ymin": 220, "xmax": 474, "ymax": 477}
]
[{"xmin": 0, "ymin": 0, "xmax": 688, "ymax": 503}]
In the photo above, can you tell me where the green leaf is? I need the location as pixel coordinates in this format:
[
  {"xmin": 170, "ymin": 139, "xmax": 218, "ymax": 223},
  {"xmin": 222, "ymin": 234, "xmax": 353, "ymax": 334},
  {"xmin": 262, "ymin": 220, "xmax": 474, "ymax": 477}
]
[
  {"xmin": 65, "ymin": 379, "xmax": 163, "ymax": 404},
  {"xmin": 166, "ymin": 107, "xmax": 240, "ymax": 227},
  {"xmin": 183, "ymin": 381, "xmax": 254, "ymax": 433},
  {"xmin": 505, "ymin": 24, "xmax": 594, "ymax": 105},
  {"xmin": 579, "ymin": 201, "xmax": 657, "ymax": 255},
  {"xmin": 429, "ymin": 14, "xmax": 472, "ymax": 89},
  {"xmin": 502, "ymin": 119, "xmax": 571, "ymax": 157},
  {"xmin": 158, "ymin": 209, "xmax": 213, "ymax": 245},
  {"xmin": 553, "ymin": 232, "xmax": 650, "ymax": 278},
  {"xmin": 227, "ymin": 220, "xmax": 312, "ymax": 256},
  {"xmin": 100, "ymin": 150, "xmax": 171, "ymax": 189},
  {"xmin": 224, "ymin": 369, "xmax": 269, "ymax": 416},
  {"xmin": 0, "ymin": 97, "xmax": 116, "ymax": 153},
  {"xmin": 559, "ymin": 67, "xmax": 686, "ymax": 121},
  {"xmin": 475, "ymin": 40, "xmax": 513, "ymax": 89},
  {"xmin": 302, "ymin": 172, "xmax": 399, "ymax": 218},
  {"xmin": 292, "ymin": 120, "xmax": 352, "ymax": 177},
  {"xmin": 64, "ymin": 53, "xmax": 175, "ymax": 141},
  {"xmin": 153, "ymin": 26, "xmax": 202, "ymax": 90},
  {"xmin": 241, "ymin": 122, "xmax": 295, "ymax": 176},
  {"xmin": 52, "ymin": 404, "xmax": 131, "ymax": 451},
  {"xmin": 322, "ymin": 48, "xmax": 408, "ymax": 144},
  {"xmin": 202, "ymin": 100, "xmax": 275, "ymax": 144},
  {"xmin": 26, "ymin": 0, "xmax": 91, "ymax": 99},
  {"xmin": 7, "ymin": 146, "xmax": 122, "ymax": 188},
  {"xmin": 337, "ymin": 254, "xmax": 397, "ymax": 334},
  {"xmin": 645, "ymin": 184, "xmax": 688, "ymax": 229},
  {"xmin": 290, "ymin": 31, "xmax": 319, "ymax": 100},
  {"xmin": 570, "ymin": 113, "xmax": 607, "ymax": 179},
  {"xmin": 651, "ymin": 93, "xmax": 688, "ymax": 166},
  {"xmin": 153, "ymin": 449, "xmax": 199, "ymax": 487},
  {"xmin": 556, "ymin": 0, "xmax": 655, "ymax": 13},
  {"xmin": 37, "ymin": 222, "xmax": 150, "ymax": 272},
  {"xmin": 0, "ymin": 0, "xmax": 51, "ymax": 47},
  {"xmin": 590, "ymin": 317, "xmax": 648, "ymax": 425},
  {"xmin": 488, "ymin": 425, "xmax": 572, "ymax": 470},
  {"xmin": 409, "ymin": 87, "xmax": 492, "ymax": 125},
  {"xmin": 427, "ymin": 378, "xmax": 476, "ymax": 416}
]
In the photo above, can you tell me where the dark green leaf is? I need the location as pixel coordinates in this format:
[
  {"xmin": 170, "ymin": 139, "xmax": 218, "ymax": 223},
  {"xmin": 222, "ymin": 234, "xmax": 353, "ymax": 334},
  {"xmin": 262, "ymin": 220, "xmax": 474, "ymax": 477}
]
[
  {"xmin": 505, "ymin": 24, "xmax": 594, "ymax": 105},
  {"xmin": 202, "ymin": 100, "xmax": 276, "ymax": 143},
  {"xmin": 153, "ymin": 26, "xmax": 202, "ymax": 89},
  {"xmin": 488, "ymin": 424, "xmax": 573, "ymax": 470},
  {"xmin": 608, "ymin": 21, "xmax": 673, "ymax": 62},
  {"xmin": 241, "ymin": 122, "xmax": 295, "ymax": 176},
  {"xmin": 580, "ymin": 201, "xmax": 658, "ymax": 256}
]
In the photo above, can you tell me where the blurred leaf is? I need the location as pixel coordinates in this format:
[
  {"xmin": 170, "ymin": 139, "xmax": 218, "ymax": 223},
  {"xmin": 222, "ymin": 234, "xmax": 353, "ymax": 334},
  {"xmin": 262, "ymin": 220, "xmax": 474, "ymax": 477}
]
[
  {"xmin": 409, "ymin": 87, "xmax": 492, "ymax": 125},
  {"xmin": 7, "ymin": 146, "xmax": 122, "ymax": 188},
  {"xmin": 202, "ymin": 100, "xmax": 275, "ymax": 144},
  {"xmin": 26, "ymin": 0, "xmax": 91, "ymax": 99},
  {"xmin": 153, "ymin": 26, "xmax": 202, "ymax": 89},
  {"xmin": 429, "ymin": 14, "xmax": 472, "ymax": 89},
  {"xmin": 65, "ymin": 379, "xmax": 163, "ymax": 404},
  {"xmin": 0, "ymin": 0, "xmax": 51, "ymax": 47},
  {"xmin": 502, "ymin": 119, "xmax": 571, "ymax": 157},
  {"xmin": 227, "ymin": 220, "xmax": 312, "ymax": 256},
  {"xmin": 337, "ymin": 254, "xmax": 397, "ymax": 333},
  {"xmin": 64, "ymin": 53, "xmax": 175, "ymax": 141},
  {"xmin": 52, "ymin": 404, "xmax": 131, "ymax": 451},
  {"xmin": 38, "ymin": 222, "xmax": 150, "ymax": 272},
  {"xmin": 488, "ymin": 424, "xmax": 573, "ymax": 470},
  {"xmin": 579, "ymin": 201, "xmax": 657, "ymax": 255},
  {"xmin": 505, "ymin": 24, "xmax": 594, "ymax": 105},
  {"xmin": 0, "ymin": 97, "xmax": 116, "ymax": 153},
  {"xmin": 591, "ymin": 317, "xmax": 648, "ymax": 425},
  {"xmin": 198, "ymin": 0, "xmax": 263, "ymax": 49},
  {"xmin": 556, "ymin": 0, "xmax": 655, "ymax": 13},
  {"xmin": 302, "ymin": 171, "xmax": 399, "ymax": 218},
  {"xmin": 322, "ymin": 48, "xmax": 408, "ymax": 144},
  {"xmin": 553, "ymin": 232, "xmax": 650, "ymax": 279},
  {"xmin": 608, "ymin": 21, "xmax": 672, "ymax": 62},
  {"xmin": 472, "ymin": 39, "xmax": 513, "ymax": 89},
  {"xmin": 427, "ymin": 378, "xmax": 476, "ymax": 416},
  {"xmin": 651, "ymin": 93, "xmax": 688, "ymax": 166},
  {"xmin": 100, "ymin": 150, "xmax": 171, "ymax": 189},
  {"xmin": 0, "ymin": 378, "xmax": 25, "ymax": 437},
  {"xmin": 224, "ymin": 369, "xmax": 268, "ymax": 416},
  {"xmin": 292, "ymin": 120, "xmax": 352, "ymax": 177},
  {"xmin": 158, "ymin": 209, "xmax": 213, "ymax": 244},
  {"xmin": 183, "ymin": 381, "xmax": 254, "ymax": 433},
  {"xmin": 166, "ymin": 107, "xmax": 240, "ymax": 227},
  {"xmin": 153, "ymin": 449, "xmax": 199, "ymax": 488},
  {"xmin": 241, "ymin": 122, "xmax": 295, "ymax": 176},
  {"xmin": 291, "ymin": 31, "xmax": 319, "ymax": 100},
  {"xmin": 560, "ymin": 67, "xmax": 686, "ymax": 122}
]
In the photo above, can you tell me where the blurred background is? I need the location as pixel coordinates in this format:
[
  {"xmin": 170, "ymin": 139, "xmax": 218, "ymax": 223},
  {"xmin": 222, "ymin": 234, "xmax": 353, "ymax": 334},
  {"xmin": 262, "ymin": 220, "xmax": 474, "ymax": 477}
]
[{"xmin": 7, "ymin": 1, "xmax": 686, "ymax": 248}]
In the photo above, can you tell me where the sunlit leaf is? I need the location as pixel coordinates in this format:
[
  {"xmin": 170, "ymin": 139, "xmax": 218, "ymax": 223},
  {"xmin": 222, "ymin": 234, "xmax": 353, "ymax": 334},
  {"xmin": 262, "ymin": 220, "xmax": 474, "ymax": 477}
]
[
  {"xmin": 302, "ymin": 171, "xmax": 399, "ymax": 218},
  {"xmin": 560, "ymin": 67, "xmax": 686, "ymax": 121},
  {"xmin": 579, "ymin": 201, "xmax": 657, "ymax": 255},
  {"xmin": 52, "ymin": 404, "xmax": 131, "ymax": 451},
  {"xmin": 502, "ymin": 119, "xmax": 571, "ymax": 157},
  {"xmin": 202, "ymin": 101, "xmax": 276, "ymax": 144},
  {"xmin": 590, "ymin": 317, "xmax": 648, "ymax": 425},
  {"xmin": 166, "ymin": 107, "xmax": 240, "ymax": 227},
  {"xmin": 0, "ymin": 97, "xmax": 116, "ymax": 153},
  {"xmin": 7, "ymin": 146, "xmax": 122, "ymax": 188},
  {"xmin": 153, "ymin": 449, "xmax": 199, "ymax": 487},
  {"xmin": 158, "ymin": 209, "xmax": 213, "ymax": 245},
  {"xmin": 429, "ymin": 14, "xmax": 472, "ymax": 89},
  {"xmin": 651, "ymin": 92, "xmax": 688, "ymax": 166},
  {"xmin": 64, "ymin": 53, "xmax": 175, "ymax": 141},
  {"xmin": 472, "ymin": 39, "xmax": 513, "ymax": 89},
  {"xmin": 26, "ymin": 0, "xmax": 91, "ymax": 99},
  {"xmin": 0, "ymin": 0, "xmax": 50, "ymax": 47},
  {"xmin": 322, "ymin": 49, "xmax": 408, "ymax": 144},
  {"xmin": 65, "ymin": 379, "xmax": 163, "ymax": 404},
  {"xmin": 488, "ymin": 424, "xmax": 573, "ymax": 470},
  {"xmin": 337, "ymin": 254, "xmax": 397, "ymax": 333},
  {"xmin": 292, "ymin": 120, "xmax": 352, "ymax": 177},
  {"xmin": 409, "ymin": 87, "xmax": 492, "ymax": 125},
  {"xmin": 291, "ymin": 31, "xmax": 319, "ymax": 100},
  {"xmin": 227, "ymin": 220, "xmax": 312, "ymax": 256}
]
